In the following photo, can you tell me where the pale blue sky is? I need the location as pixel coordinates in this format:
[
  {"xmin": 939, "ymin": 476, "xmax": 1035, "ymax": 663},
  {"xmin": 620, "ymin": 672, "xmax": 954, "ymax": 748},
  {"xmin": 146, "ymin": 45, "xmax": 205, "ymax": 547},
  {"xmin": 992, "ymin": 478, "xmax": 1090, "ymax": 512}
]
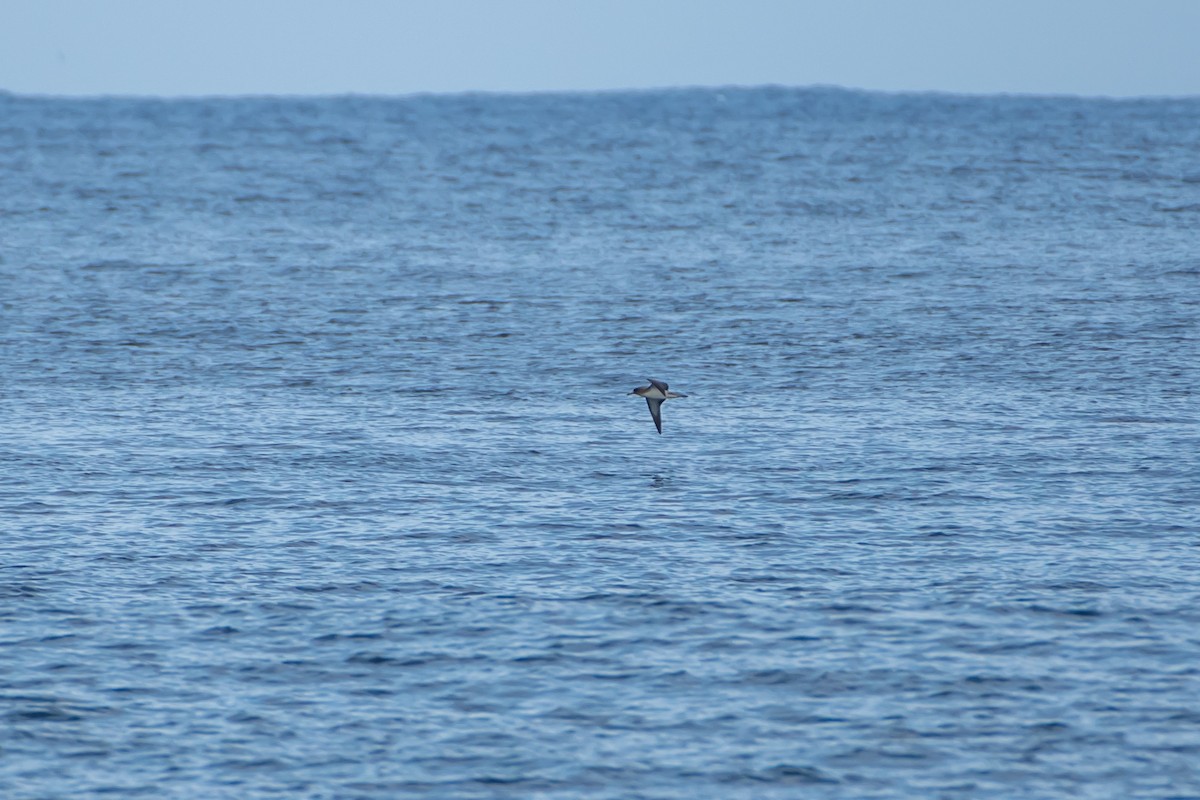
[{"xmin": 3, "ymin": 0, "xmax": 1199, "ymax": 97}]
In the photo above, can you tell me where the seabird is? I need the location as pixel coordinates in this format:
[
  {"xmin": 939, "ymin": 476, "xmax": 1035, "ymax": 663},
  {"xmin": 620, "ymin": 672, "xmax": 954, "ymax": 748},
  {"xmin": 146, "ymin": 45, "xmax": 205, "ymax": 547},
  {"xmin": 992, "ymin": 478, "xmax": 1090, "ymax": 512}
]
[{"xmin": 628, "ymin": 378, "xmax": 687, "ymax": 434}]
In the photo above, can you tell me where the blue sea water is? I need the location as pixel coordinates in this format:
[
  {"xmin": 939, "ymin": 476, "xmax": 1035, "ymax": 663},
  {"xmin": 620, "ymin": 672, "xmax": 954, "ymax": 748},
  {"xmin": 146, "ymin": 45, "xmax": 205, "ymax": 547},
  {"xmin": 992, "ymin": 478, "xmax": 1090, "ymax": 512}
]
[{"xmin": 1, "ymin": 86, "xmax": 1198, "ymax": 798}]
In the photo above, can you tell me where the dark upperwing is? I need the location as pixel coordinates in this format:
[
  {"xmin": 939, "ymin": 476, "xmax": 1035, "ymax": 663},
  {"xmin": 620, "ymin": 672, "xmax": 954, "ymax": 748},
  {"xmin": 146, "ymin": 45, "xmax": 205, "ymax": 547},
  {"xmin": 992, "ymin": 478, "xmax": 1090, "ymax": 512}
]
[{"xmin": 645, "ymin": 397, "xmax": 664, "ymax": 434}]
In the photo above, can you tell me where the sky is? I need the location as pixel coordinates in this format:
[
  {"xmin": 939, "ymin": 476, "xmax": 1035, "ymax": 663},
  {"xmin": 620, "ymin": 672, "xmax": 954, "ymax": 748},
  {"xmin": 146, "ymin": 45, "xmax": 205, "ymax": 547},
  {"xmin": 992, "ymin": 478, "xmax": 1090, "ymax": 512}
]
[{"xmin": 3, "ymin": 0, "xmax": 1199, "ymax": 98}]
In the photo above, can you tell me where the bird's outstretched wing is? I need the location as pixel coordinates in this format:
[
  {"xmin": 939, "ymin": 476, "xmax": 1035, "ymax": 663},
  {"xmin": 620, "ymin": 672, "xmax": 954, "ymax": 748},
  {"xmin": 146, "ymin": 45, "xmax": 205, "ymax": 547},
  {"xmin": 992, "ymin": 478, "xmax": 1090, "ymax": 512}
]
[
  {"xmin": 645, "ymin": 397, "xmax": 664, "ymax": 434},
  {"xmin": 646, "ymin": 378, "xmax": 669, "ymax": 393}
]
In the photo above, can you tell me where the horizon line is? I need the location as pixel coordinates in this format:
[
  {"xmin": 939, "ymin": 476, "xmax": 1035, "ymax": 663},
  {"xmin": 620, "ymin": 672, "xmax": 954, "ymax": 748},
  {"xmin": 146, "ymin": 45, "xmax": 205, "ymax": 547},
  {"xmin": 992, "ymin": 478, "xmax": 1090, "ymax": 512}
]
[{"xmin": 4, "ymin": 82, "xmax": 1200, "ymax": 104}]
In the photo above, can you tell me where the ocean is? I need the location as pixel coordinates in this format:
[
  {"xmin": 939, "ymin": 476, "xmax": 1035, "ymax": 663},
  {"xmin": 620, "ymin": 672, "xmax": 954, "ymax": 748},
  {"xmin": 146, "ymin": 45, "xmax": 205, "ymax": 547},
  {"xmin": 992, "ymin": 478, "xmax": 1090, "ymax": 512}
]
[{"xmin": 2, "ymin": 86, "xmax": 1198, "ymax": 798}]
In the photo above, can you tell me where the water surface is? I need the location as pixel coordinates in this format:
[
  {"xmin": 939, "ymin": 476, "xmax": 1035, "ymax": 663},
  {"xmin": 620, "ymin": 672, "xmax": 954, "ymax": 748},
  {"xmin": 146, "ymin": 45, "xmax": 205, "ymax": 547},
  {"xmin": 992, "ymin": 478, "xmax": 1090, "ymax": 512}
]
[{"xmin": 2, "ymin": 87, "xmax": 1198, "ymax": 798}]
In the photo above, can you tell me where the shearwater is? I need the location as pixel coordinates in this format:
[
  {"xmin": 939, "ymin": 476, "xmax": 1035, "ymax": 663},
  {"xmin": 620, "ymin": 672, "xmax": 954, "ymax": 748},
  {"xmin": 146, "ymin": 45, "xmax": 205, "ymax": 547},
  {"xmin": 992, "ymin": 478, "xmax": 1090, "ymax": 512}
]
[{"xmin": 628, "ymin": 378, "xmax": 688, "ymax": 434}]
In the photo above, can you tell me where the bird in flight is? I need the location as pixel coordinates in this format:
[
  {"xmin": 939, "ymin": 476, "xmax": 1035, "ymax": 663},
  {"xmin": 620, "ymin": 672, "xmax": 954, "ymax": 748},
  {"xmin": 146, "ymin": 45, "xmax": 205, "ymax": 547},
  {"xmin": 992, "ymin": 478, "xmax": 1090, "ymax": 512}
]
[{"xmin": 628, "ymin": 378, "xmax": 688, "ymax": 434}]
